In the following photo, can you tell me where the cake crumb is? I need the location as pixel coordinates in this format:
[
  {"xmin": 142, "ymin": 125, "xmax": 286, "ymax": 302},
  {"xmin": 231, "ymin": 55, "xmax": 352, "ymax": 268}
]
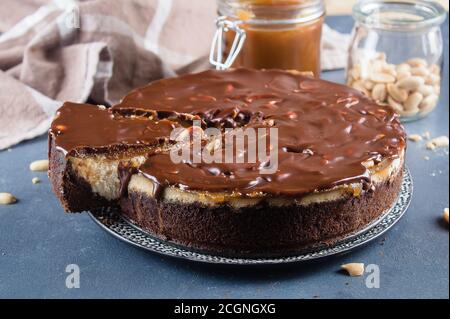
[
  {"xmin": 341, "ymin": 263, "xmax": 365, "ymax": 277},
  {"xmin": 424, "ymin": 156, "xmax": 430, "ymax": 160},
  {"xmin": 426, "ymin": 136, "xmax": 449, "ymax": 150},
  {"xmin": 444, "ymin": 208, "xmax": 449, "ymax": 224},
  {"xmin": 408, "ymin": 134, "xmax": 423, "ymax": 142},
  {"xmin": 32, "ymin": 177, "xmax": 41, "ymax": 184},
  {"xmin": 423, "ymin": 131, "xmax": 431, "ymax": 140}
]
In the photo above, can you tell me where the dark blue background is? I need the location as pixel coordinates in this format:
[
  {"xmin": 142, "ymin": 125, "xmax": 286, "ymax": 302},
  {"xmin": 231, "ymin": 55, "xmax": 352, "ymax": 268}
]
[{"xmin": 0, "ymin": 16, "xmax": 448, "ymax": 299}]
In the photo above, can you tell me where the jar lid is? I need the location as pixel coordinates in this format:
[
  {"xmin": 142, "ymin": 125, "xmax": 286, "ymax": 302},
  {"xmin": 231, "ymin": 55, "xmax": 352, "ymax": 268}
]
[
  {"xmin": 218, "ymin": 0, "xmax": 325, "ymax": 25},
  {"xmin": 353, "ymin": 0, "xmax": 447, "ymax": 31}
]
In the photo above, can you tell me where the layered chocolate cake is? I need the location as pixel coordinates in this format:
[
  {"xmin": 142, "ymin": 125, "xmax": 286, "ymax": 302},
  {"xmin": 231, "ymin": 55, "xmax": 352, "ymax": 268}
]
[{"xmin": 49, "ymin": 68, "xmax": 406, "ymax": 256}]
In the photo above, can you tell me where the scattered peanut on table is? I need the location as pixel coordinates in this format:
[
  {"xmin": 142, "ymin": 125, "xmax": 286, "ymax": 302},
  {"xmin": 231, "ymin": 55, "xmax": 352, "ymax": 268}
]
[
  {"xmin": 0, "ymin": 193, "xmax": 17, "ymax": 205},
  {"xmin": 29, "ymin": 159, "xmax": 49, "ymax": 172},
  {"xmin": 341, "ymin": 263, "xmax": 365, "ymax": 277},
  {"xmin": 426, "ymin": 136, "xmax": 449, "ymax": 150},
  {"xmin": 408, "ymin": 134, "xmax": 423, "ymax": 142}
]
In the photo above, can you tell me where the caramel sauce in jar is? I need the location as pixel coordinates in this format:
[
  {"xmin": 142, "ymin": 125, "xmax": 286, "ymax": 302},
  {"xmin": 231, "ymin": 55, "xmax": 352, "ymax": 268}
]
[{"xmin": 219, "ymin": 0, "xmax": 325, "ymax": 76}]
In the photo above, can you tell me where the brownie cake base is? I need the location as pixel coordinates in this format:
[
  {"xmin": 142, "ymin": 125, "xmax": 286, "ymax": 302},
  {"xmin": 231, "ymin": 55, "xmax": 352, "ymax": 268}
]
[
  {"xmin": 49, "ymin": 138, "xmax": 118, "ymax": 212},
  {"xmin": 119, "ymin": 169, "xmax": 403, "ymax": 257}
]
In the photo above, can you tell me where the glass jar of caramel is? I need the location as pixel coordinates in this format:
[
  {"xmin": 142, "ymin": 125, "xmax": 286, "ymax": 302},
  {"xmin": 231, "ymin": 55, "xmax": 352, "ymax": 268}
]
[
  {"xmin": 213, "ymin": 0, "xmax": 325, "ymax": 76},
  {"xmin": 347, "ymin": 0, "xmax": 446, "ymax": 122}
]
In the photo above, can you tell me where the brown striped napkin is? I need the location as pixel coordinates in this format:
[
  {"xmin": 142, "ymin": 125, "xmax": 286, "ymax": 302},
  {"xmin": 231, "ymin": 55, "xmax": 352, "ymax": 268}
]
[
  {"xmin": 0, "ymin": 0, "xmax": 349, "ymax": 150},
  {"xmin": 0, "ymin": 0, "xmax": 216, "ymax": 149}
]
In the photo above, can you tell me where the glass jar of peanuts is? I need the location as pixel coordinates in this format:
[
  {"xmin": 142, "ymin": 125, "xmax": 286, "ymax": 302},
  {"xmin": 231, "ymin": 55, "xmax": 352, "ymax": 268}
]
[{"xmin": 347, "ymin": 0, "xmax": 446, "ymax": 122}]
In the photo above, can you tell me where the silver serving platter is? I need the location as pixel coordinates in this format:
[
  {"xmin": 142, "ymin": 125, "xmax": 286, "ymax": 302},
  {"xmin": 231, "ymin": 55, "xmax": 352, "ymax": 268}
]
[{"xmin": 89, "ymin": 168, "xmax": 413, "ymax": 265}]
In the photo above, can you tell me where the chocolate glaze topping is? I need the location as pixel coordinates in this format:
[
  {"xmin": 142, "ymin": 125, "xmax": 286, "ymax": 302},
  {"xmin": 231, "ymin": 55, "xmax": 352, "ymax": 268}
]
[
  {"xmin": 50, "ymin": 69, "xmax": 406, "ymax": 198},
  {"xmin": 50, "ymin": 102, "xmax": 179, "ymax": 156}
]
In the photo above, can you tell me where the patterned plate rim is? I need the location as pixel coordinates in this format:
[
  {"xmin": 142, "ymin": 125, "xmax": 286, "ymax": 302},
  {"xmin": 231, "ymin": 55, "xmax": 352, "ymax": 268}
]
[{"xmin": 88, "ymin": 167, "xmax": 413, "ymax": 265}]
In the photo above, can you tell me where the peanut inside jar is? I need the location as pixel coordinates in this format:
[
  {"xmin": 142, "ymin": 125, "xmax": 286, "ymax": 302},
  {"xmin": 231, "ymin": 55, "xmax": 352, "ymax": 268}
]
[{"xmin": 219, "ymin": 0, "xmax": 325, "ymax": 76}]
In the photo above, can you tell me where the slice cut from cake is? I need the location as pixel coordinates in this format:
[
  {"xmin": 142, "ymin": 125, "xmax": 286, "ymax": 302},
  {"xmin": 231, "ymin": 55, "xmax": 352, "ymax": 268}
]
[
  {"xmin": 49, "ymin": 69, "xmax": 406, "ymax": 256},
  {"xmin": 49, "ymin": 102, "xmax": 179, "ymax": 212}
]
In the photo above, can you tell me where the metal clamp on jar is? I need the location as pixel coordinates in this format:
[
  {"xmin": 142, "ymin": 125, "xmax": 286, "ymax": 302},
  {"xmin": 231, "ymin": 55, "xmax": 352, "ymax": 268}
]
[{"xmin": 210, "ymin": 0, "xmax": 325, "ymax": 76}]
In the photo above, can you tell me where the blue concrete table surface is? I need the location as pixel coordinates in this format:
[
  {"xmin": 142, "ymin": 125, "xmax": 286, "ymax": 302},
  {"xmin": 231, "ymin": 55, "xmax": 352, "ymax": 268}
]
[{"xmin": 0, "ymin": 16, "xmax": 448, "ymax": 299}]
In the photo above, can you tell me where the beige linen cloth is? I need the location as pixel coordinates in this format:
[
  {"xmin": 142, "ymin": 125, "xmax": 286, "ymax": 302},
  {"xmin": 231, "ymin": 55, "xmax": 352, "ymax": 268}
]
[{"xmin": 0, "ymin": 0, "xmax": 350, "ymax": 150}]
